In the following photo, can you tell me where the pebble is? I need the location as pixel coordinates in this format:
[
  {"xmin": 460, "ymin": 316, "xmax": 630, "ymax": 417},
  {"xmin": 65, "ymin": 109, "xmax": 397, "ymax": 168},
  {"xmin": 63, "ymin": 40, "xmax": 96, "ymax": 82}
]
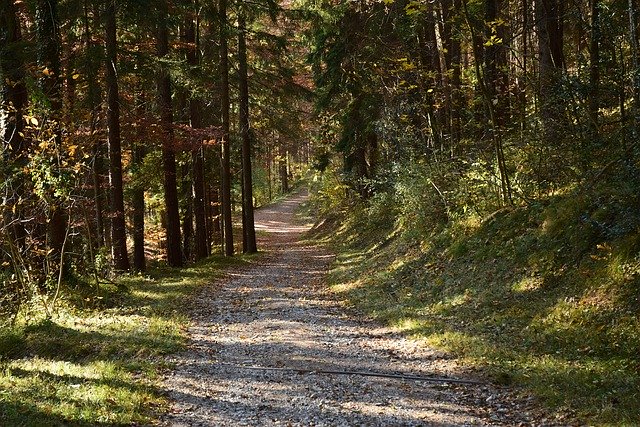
[{"xmin": 161, "ymin": 191, "xmax": 576, "ymax": 427}]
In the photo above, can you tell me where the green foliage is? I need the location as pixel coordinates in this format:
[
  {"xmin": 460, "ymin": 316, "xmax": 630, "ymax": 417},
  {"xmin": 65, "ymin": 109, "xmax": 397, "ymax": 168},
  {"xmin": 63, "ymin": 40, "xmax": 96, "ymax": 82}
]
[
  {"xmin": 0, "ymin": 255, "xmax": 249, "ymax": 425},
  {"xmin": 316, "ymin": 165, "xmax": 640, "ymax": 424}
]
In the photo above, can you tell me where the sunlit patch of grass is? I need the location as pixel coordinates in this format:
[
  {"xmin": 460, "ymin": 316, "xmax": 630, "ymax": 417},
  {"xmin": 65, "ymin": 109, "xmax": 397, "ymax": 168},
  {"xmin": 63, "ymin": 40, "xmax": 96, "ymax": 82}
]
[
  {"xmin": 322, "ymin": 192, "xmax": 640, "ymax": 425},
  {"xmin": 0, "ymin": 254, "xmax": 250, "ymax": 425}
]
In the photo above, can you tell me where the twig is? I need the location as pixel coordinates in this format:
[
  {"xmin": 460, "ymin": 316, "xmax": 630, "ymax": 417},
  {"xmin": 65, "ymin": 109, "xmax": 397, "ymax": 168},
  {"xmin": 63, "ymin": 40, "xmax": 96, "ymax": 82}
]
[{"xmin": 219, "ymin": 363, "xmax": 485, "ymax": 385}]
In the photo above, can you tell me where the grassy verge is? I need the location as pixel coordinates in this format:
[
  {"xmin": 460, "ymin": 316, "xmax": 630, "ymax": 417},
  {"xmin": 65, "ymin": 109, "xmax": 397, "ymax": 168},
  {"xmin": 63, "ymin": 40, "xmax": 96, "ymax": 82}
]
[
  {"xmin": 0, "ymin": 254, "xmax": 250, "ymax": 426},
  {"xmin": 312, "ymin": 195, "xmax": 640, "ymax": 425}
]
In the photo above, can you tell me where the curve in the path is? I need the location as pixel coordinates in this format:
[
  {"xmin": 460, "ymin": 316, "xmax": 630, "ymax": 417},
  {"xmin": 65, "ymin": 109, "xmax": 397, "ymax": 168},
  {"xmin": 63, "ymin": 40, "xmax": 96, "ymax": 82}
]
[{"xmin": 162, "ymin": 190, "xmax": 563, "ymax": 427}]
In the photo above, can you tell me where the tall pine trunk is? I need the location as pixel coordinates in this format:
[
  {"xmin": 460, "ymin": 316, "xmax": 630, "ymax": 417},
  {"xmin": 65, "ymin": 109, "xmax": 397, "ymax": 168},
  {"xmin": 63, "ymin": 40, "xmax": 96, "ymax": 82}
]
[
  {"xmin": 0, "ymin": 0, "xmax": 29, "ymax": 250},
  {"xmin": 157, "ymin": 0, "xmax": 183, "ymax": 267},
  {"xmin": 184, "ymin": 8, "xmax": 209, "ymax": 260},
  {"xmin": 105, "ymin": 0, "xmax": 130, "ymax": 271},
  {"xmin": 36, "ymin": 0, "xmax": 68, "ymax": 278},
  {"xmin": 219, "ymin": 0, "xmax": 234, "ymax": 256},
  {"xmin": 238, "ymin": 8, "xmax": 257, "ymax": 254}
]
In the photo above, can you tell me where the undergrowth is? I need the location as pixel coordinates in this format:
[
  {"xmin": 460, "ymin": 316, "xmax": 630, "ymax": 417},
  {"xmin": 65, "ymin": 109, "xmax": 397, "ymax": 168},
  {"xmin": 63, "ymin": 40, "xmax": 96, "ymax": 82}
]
[
  {"xmin": 0, "ymin": 255, "xmax": 249, "ymax": 426},
  {"xmin": 310, "ymin": 170, "xmax": 640, "ymax": 425}
]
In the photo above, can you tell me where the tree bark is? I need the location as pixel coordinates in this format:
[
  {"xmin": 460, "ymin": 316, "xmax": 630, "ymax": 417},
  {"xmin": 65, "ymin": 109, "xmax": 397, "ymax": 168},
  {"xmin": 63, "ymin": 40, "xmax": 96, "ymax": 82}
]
[
  {"xmin": 184, "ymin": 8, "xmax": 209, "ymax": 260},
  {"xmin": 440, "ymin": 0, "xmax": 462, "ymax": 148},
  {"xmin": 535, "ymin": 0, "xmax": 565, "ymax": 145},
  {"xmin": 157, "ymin": 0, "xmax": 183, "ymax": 267},
  {"xmin": 132, "ymin": 143, "xmax": 146, "ymax": 272},
  {"xmin": 588, "ymin": 0, "xmax": 600, "ymax": 132},
  {"xmin": 0, "ymin": 0, "xmax": 29, "ymax": 249},
  {"xmin": 36, "ymin": 0, "xmax": 68, "ymax": 276},
  {"xmin": 219, "ymin": 0, "xmax": 234, "ymax": 256},
  {"xmin": 238, "ymin": 7, "xmax": 257, "ymax": 254},
  {"xmin": 105, "ymin": 0, "xmax": 130, "ymax": 271}
]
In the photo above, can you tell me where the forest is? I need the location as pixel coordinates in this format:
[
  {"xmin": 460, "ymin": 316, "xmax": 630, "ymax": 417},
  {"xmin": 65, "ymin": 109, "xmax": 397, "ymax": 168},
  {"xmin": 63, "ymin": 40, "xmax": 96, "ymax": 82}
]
[{"xmin": 1, "ymin": 0, "xmax": 639, "ymax": 425}]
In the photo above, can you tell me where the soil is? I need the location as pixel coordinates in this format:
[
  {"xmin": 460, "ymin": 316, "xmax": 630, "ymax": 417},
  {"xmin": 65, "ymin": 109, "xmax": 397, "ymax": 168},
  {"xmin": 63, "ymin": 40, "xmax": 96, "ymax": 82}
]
[{"xmin": 161, "ymin": 190, "xmax": 574, "ymax": 426}]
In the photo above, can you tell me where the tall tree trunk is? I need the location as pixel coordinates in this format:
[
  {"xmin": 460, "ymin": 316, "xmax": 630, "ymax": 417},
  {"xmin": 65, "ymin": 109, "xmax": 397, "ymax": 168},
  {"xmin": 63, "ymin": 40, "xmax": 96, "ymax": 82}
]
[
  {"xmin": 36, "ymin": 0, "xmax": 67, "ymax": 277},
  {"xmin": 440, "ymin": 0, "xmax": 462, "ymax": 148},
  {"xmin": 184, "ymin": 7, "xmax": 209, "ymax": 260},
  {"xmin": 83, "ymin": 0, "xmax": 105, "ymax": 249},
  {"xmin": 588, "ymin": 0, "xmax": 600, "ymax": 133},
  {"xmin": 105, "ymin": 0, "xmax": 130, "ymax": 271},
  {"xmin": 0, "ymin": 0, "xmax": 29, "ymax": 249},
  {"xmin": 485, "ymin": 0, "xmax": 508, "ymax": 125},
  {"xmin": 279, "ymin": 142, "xmax": 289, "ymax": 194},
  {"xmin": 181, "ymin": 162, "xmax": 194, "ymax": 262},
  {"xmin": 132, "ymin": 143, "xmax": 146, "ymax": 271},
  {"xmin": 536, "ymin": 0, "xmax": 565, "ymax": 145},
  {"xmin": 219, "ymin": 0, "xmax": 234, "ymax": 256},
  {"xmin": 238, "ymin": 7, "xmax": 257, "ymax": 254},
  {"xmin": 628, "ymin": 0, "xmax": 640, "ymax": 122},
  {"xmin": 417, "ymin": 3, "xmax": 443, "ymax": 149},
  {"xmin": 157, "ymin": 0, "xmax": 183, "ymax": 267}
]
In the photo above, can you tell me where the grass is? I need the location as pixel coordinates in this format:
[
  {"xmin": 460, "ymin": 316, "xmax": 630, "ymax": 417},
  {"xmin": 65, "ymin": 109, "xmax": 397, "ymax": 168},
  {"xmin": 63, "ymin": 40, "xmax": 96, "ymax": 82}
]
[
  {"xmin": 313, "ymin": 189, "xmax": 640, "ymax": 425},
  {"xmin": 0, "ymin": 253, "xmax": 250, "ymax": 426}
]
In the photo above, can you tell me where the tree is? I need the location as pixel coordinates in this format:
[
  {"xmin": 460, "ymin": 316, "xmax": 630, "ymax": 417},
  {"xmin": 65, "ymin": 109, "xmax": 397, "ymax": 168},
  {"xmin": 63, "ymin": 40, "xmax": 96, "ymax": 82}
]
[
  {"xmin": 105, "ymin": 0, "xmax": 130, "ymax": 271},
  {"xmin": 219, "ymin": 0, "xmax": 234, "ymax": 257},
  {"xmin": 238, "ymin": 4, "xmax": 257, "ymax": 254},
  {"xmin": 157, "ymin": 0, "xmax": 183, "ymax": 267},
  {"xmin": 0, "ymin": 0, "xmax": 29, "ymax": 249},
  {"xmin": 36, "ymin": 0, "xmax": 68, "ymax": 277},
  {"xmin": 183, "ymin": 3, "xmax": 209, "ymax": 260}
]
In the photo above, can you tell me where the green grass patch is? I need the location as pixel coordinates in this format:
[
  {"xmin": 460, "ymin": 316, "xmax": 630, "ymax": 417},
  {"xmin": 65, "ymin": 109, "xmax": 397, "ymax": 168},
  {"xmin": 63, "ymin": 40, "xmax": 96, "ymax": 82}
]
[
  {"xmin": 317, "ymin": 191, "xmax": 640, "ymax": 425},
  {"xmin": 0, "ymin": 254, "xmax": 249, "ymax": 426}
]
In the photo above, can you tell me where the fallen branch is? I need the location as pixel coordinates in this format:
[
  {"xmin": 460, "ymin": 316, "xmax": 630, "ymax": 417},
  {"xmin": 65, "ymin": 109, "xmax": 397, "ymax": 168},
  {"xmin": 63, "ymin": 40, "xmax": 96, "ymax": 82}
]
[{"xmin": 219, "ymin": 363, "xmax": 484, "ymax": 385}]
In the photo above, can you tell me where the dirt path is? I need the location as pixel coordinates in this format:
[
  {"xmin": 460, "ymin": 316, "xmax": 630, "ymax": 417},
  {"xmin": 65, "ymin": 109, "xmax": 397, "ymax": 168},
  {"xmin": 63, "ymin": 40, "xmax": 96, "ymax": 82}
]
[{"xmin": 162, "ymin": 191, "xmax": 564, "ymax": 426}]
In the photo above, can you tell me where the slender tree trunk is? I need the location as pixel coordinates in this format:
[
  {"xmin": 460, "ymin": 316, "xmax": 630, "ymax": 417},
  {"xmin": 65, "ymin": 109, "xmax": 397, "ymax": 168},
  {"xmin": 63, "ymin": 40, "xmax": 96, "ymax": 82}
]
[
  {"xmin": 157, "ymin": 0, "xmax": 183, "ymax": 267},
  {"xmin": 0, "ymin": 0, "xmax": 29, "ymax": 249},
  {"xmin": 184, "ymin": 7, "xmax": 209, "ymax": 260},
  {"xmin": 485, "ymin": 0, "xmax": 508, "ymax": 125},
  {"xmin": 83, "ymin": 0, "xmax": 105, "ymax": 249},
  {"xmin": 629, "ymin": 0, "xmax": 640, "ymax": 120},
  {"xmin": 238, "ymin": 8, "xmax": 257, "ymax": 254},
  {"xmin": 132, "ymin": 143, "xmax": 146, "ymax": 271},
  {"xmin": 279, "ymin": 142, "xmax": 289, "ymax": 193},
  {"xmin": 181, "ymin": 162, "xmax": 194, "ymax": 262},
  {"xmin": 417, "ymin": 3, "xmax": 442, "ymax": 149},
  {"xmin": 105, "ymin": 0, "xmax": 130, "ymax": 271},
  {"xmin": 36, "ymin": 0, "xmax": 68, "ymax": 277},
  {"xmin": 536, "ymin": 0, "xmax": 565, "ymax": 145},
  {"xmin": 440, "ymin": 0, "xmax": 462, "ymax": 148},
  {"xmin": 219, "ymin": 0, "xmax": 234, "ymax": 256},
  {"xmin": 588, "ymin": 0, "xmax": 600, "ymax": 133}
]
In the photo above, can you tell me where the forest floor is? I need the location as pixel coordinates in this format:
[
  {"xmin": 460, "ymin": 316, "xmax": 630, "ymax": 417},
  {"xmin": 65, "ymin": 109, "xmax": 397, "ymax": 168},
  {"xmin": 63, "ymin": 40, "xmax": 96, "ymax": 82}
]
[{"xmin": 161, "ymin": 190, "xmax": 574, "ymax": 426}]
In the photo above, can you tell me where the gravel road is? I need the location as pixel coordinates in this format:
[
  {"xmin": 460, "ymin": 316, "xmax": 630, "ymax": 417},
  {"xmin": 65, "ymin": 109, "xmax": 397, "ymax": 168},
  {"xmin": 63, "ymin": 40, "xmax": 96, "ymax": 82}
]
[{"xmin": 162, "ymin": 190, "xmax": 571, "ymax": 426}]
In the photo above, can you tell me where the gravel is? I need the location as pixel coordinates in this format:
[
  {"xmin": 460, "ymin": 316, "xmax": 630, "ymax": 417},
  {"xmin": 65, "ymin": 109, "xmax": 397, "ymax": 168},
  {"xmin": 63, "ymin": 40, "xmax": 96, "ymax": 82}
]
[{"xmin": 161, "ymin": 191, "xmax": 575, "ymax": 426}]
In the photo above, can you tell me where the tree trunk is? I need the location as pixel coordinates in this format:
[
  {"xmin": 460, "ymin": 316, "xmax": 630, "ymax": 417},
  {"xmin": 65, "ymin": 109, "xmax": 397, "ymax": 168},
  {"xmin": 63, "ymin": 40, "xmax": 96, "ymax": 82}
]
[
  {"xmin": 157, "ymin": 0, "xmax": 183, "ymax": 267},
  {"xmin": 536, "ymin": 0, "xmax": 565, "ymax": 145},
  {"xmin": 440, "ymin": 0, "xmax": 462, "ymax": 148},
  {"xmin": 219, "ymin": 0, "xmax": 234, "ymax": 256},
  {"xmin": 485, "ymin": 0, "xmax": 508, "ymax": 125},
  {"xmin": 132, "ymin": 143, "xmax": 146, "ymax": 272},
  {"xmin": 36, "ymin": 0, "xmax": 68, "ymax": 277},
  {"xmin": 0, "ymin": 0, "xmax": 30, "ymax": 264},
  {"xmin": 105, "ymin": 0, "xmax": 130, "ymax": 271},
  {"xmin": 238, "ymin": 8, "xmax": 257, "ymax": 254},
  {"xmin": 279, "ymin": 143, "xmax": 289, "ymax": 194},
  {"xmin": 417, "ymin": 3, "xmax": 443, "ymax": 149},
  {"xmin": 181, "ymin": 162, "xmax": 194, "ymax": 262},
  {"xmin": 588, "ymin": 0, "xmax": 600, "ymax": 133},
  {"xmin": 628, "ymin": 0, "xmax": 640, "ymax": 120},
  {"xmin": 184, "ymin": 8, "xmax": 209, "ymax": 260}
]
